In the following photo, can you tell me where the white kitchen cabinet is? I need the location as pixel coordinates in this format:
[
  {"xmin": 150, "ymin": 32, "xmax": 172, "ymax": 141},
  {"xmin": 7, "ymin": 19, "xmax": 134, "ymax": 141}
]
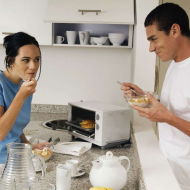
[
  {"xmin": 0, "ymin": 0, "xmax": 52, "ymax": 45},
  {"xmin": 45, "ymin": 0, "xmax": 134, "ymax": 24},
  {"xmin": 45, "ymin": 0, "xmax": 134, "ymax": 48}
]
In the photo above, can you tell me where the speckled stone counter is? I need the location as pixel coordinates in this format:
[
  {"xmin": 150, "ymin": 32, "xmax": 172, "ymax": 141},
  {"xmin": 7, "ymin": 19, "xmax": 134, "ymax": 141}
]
[{"xmin": 24, "ymin": 110, "xmax": 146, "ymax": 190}]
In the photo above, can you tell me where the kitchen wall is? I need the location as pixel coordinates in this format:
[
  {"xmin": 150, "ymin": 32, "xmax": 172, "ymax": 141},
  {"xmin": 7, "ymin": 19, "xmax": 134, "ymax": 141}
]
[
  {"xmin": 132, "ymin": 0, "xmax": 159, "ymax": 125},
  {"xmin": 0, "ymin": 45, "xmax": 132, "ymax": 107},
  {"xmin": 0, "ymin": 0, "xmax": 159, "ymax": 111}
]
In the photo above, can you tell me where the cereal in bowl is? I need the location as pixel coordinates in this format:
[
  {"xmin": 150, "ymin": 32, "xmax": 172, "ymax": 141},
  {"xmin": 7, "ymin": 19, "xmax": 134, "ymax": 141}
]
[
  {"xmin": 32, "ymin": 148, "xmax": 52, "ymax": 161},
  {"xmin": 128, "ymin": 95, "xmax": 152, "ymax": 108}
]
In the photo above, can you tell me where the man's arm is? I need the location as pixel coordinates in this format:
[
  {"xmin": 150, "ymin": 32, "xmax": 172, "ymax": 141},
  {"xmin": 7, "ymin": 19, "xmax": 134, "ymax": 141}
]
[
  {"xmin": 132, "ymin": 93, "xmax": 190, "ymax": 137},
  {"xmin": 167, "ymin": 114, "xmax": 190, "ymax": 136}
]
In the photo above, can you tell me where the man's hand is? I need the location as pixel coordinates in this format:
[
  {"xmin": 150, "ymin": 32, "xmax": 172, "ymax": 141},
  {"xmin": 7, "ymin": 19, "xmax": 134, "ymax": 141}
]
[
  {"xmin": 131, "ymin": 92, "xmax": 173, "ymax": 122},
  {"xmin": 120, "ymin": 82, "xmax": 144, "ymax": 99}
]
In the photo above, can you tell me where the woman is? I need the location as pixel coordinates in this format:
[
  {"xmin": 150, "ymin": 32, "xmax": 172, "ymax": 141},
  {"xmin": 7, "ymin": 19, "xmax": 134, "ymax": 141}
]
[{"xmin": 0, "ymin": 32, "xmax": 49, "ymax": 171}]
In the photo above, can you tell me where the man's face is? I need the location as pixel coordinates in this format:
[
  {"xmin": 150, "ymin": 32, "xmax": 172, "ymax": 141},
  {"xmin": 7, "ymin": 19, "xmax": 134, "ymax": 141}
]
[{"xmin": 146, "ymin": 24, "xmax": 176, "ymax": 62}]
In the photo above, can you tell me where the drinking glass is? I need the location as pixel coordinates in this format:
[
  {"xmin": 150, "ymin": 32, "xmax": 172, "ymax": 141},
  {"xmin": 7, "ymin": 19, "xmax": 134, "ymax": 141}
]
[{"xmin": 29, "ymin": 181, "xmax": 55, "ymax": 190}]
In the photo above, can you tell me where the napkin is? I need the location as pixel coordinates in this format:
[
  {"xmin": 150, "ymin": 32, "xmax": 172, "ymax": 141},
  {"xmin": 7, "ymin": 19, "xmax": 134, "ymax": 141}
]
[{"xmin": 52, "ymin": 142, "xmax": 92, "ymax": 156}]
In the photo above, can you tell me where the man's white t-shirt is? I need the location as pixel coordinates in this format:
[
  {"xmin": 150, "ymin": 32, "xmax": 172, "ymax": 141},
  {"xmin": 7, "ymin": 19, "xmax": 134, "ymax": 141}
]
[{"xmin": 159, "ymin": 57, "xmax": 190, "ymax": 190}]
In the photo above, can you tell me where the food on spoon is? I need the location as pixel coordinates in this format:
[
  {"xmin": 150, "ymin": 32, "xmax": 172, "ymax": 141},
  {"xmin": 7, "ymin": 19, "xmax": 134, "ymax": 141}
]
[
  {"xmin": 89, "ymin": 187, "xmax": 114, "ymax": 190},
  {"xmin": 80, "ymin": 120, "xmax": 95, "ymax": 129}
]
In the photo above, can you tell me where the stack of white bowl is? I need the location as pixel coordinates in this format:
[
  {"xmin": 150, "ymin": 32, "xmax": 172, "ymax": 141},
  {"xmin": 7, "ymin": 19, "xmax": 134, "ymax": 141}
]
[
  {"xmin": 93, "ymin": 37, "xmax": 108, "ymax": 45},
  {"xmin": 108, "ymin": 33, "xmax": 125, "ymax": 46}
]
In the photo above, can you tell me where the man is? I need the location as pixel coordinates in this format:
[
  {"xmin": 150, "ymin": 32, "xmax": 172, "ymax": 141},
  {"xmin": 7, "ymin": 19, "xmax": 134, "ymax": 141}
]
[{"xmin": 121, "ymin": 3, "xmax": 190, "ymax": 190}]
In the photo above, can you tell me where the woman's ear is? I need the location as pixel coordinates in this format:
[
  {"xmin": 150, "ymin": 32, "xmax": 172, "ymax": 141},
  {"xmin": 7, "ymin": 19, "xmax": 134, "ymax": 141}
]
[{"xmin": 6, "ymin": 56, "xmax": 14, "ymax": 68}]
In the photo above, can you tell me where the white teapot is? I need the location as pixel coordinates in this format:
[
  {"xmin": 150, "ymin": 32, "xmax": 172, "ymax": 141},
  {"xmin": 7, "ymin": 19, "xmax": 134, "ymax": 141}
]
[{"xmin": 89, "ymin": 151, "xmax": 130, "ymax": 190}]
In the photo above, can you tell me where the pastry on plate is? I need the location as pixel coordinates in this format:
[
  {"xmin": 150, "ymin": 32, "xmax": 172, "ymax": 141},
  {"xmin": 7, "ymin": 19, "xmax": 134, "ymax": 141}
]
[{"xmin": 80, "ymin": 120, "xmax": 95, "ymax": 129}]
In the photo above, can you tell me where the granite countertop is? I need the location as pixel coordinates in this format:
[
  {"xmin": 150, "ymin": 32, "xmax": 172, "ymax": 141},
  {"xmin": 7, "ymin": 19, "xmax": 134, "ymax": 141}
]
[{"xmin": 24, "ymin": 112, "xmax": 146, "ymax": 190}]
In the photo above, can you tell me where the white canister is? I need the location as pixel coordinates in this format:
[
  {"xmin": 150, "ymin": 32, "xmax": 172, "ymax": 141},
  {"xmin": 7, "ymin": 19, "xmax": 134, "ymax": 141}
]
[
  {"xmin": 56, "ymin": 164, "xmax": 71, "ymax": 190},
  {"xmin": 66, "ymin": 31, "xmax": 77, "ymax": 45}
]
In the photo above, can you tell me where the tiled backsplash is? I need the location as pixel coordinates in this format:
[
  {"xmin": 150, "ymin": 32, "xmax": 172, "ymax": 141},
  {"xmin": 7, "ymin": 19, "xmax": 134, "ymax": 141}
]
[{"xmin": 31, "ymin": 104, "xmax": 68, "ymax": 114}]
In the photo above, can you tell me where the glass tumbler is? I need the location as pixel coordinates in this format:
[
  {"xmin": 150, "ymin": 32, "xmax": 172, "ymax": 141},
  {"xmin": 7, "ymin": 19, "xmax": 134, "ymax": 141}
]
[
  {"xmin": 29, "ymin": 181, "xmax": 55, "ymax": 190},
  {"xmin": 15, "ymin": 177, "xmax": 38, "ymax": 190}
]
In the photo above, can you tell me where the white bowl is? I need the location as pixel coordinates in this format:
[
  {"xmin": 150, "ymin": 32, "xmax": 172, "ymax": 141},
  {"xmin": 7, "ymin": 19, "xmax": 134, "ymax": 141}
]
[
  {"xmin": 108, "ymin": 33, "xmax": 125, "ymax": 38},
  {"xmin": 109, "ymin": 36, "xmax": 125, "ymax": 46},
  {"xmin": 126, "ymin": 91, "xmax": 158, "ymax": 108},
  {"xmin": 93, "ymin": 37, "xmax": 108, "ymax": 45}
]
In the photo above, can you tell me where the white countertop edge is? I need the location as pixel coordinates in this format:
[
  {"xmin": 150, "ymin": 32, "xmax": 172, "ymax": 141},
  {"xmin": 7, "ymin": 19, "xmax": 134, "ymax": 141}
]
[{"xmin": 133, "ymin": 115, "xmax": 181, "ymax": 190}]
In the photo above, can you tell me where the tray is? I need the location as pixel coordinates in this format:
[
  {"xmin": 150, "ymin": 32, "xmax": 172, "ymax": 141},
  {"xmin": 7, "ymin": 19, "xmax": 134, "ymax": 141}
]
[{"xmin": 65, "ymin": 119, "xmax": 95, "ymax": 133}]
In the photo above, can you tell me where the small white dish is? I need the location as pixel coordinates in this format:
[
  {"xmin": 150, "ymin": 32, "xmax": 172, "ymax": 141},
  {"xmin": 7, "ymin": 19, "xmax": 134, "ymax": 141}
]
[{"xmin": 71, "ymin": 168, "xmax": 85, "ymax": 178}]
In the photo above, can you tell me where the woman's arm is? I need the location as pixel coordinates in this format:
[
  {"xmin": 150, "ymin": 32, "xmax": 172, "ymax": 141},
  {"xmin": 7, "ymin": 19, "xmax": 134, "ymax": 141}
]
[
  {"xmin": 0, "ymin": 94, "xmax": 25, "ymax": 141},
  {"xmin": 0, "ymin": 78, "xmax": 37, "ymax": 141},
  {"xmin": 20, "ymin": 133, "xmax": 50, "ymax": 150},
  {"xmin": 20, "ymin": 133, "xmax": 30, "ymax": 144}
]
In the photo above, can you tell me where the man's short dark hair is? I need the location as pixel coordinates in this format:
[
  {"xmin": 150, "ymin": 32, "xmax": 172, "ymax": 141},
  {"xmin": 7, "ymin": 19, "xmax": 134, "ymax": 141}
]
[{"xmin": 144, "ymin": 3, "xmax": 190, "ymax": 37}]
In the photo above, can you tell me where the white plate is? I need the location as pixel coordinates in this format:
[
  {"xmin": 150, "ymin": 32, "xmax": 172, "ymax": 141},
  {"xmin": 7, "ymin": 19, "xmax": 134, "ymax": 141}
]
[{"xmin": 71, "ymin": 168, "xmax": 85, "ymax": 178}]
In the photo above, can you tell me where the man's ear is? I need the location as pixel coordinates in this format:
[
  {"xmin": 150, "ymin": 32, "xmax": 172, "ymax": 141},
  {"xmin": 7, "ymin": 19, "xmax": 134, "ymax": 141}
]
[{"xmin": 171, "ymin": 24, "xmax": 180, "ymax": 38}]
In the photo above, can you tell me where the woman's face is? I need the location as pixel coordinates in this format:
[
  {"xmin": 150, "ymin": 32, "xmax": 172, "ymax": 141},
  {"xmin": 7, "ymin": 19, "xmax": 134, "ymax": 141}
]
[{"xmin": 10, "ymin": 44, "xmax": 40, "ymax": 82}]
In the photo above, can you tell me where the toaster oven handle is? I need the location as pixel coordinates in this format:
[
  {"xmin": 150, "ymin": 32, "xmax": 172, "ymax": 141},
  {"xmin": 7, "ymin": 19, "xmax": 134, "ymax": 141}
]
[{"xmin": 73, "ymin": 130, "xmax": 93, "ymax": 139}]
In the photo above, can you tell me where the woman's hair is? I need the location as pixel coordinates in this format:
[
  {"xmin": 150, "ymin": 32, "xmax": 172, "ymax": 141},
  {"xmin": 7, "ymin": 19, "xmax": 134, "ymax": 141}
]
[
  {"xmin": 3, "ymin": 32, "xmax": 42, "ymax": 80},
  {"xmin": 144, "ymin": 3, "xmax": 190, "ymax": 37}
]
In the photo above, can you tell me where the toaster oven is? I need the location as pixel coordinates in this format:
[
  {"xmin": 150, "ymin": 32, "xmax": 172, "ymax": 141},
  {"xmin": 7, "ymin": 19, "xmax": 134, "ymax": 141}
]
[{"xmin": 66, "ymin": 101, "xmax": 131, "ymax": 149}]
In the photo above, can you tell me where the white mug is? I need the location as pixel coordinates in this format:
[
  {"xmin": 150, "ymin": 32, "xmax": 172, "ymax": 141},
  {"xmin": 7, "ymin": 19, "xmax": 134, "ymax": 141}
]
[
  {"xmin": 79, "ymin": 31, "xmax": 90, "ymax": 45},
  {"xmin": 56, "ymin": 164, "xmax": 71, "ymax": 190},
  {"xmin": 66, "ymin": 31, "xmax": 77, "ymax": 45},
  {"xmin": 65, "ymin": 160, "xmax": 79, "ymax": 176},
  {"xmin": 55, "ymin": 36, "xmax": 64, "ymax": 44}
]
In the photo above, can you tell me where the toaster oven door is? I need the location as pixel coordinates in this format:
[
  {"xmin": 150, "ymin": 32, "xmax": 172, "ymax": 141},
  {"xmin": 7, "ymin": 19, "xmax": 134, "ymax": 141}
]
[{"xmin": 67, "ymin": 106, "xmax": 96, "ymax": 138}]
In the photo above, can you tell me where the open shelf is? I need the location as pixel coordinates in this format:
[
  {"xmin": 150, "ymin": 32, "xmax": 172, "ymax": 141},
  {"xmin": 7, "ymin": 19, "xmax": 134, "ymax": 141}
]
[
  {"xmin": 53, "ymin": 23, "xmax": 133, "ymax": 48},
  {"xmin": 53, "ymin": 44, "xmax": 131, "ymax": 49}
]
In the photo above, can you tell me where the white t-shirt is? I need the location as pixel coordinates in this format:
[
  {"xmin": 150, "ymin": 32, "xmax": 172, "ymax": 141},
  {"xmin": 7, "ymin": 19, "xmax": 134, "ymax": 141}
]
[{"xmin": 159, "ymin": 57, "xmax": 190, "ymax": 190}]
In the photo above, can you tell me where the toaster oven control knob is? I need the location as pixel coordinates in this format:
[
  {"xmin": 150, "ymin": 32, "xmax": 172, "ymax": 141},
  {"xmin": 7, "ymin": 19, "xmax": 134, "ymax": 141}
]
[
  {"xmin": 96, "ymin": 124, "xmax": 100, "ymax": 130},
  {"xmin": 96, "ymin": 114, "xmax": 100, "ymax": 120}
]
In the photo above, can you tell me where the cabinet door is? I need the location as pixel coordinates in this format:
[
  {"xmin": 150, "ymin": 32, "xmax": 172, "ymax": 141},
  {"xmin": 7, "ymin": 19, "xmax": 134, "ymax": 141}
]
[
  {"xmin": 45, "ymin": 0, "xmax": 134, "ymax": 24},
  {"xmin": 0, "ymin": 0, "xmax": 52, "ymax": 45}
]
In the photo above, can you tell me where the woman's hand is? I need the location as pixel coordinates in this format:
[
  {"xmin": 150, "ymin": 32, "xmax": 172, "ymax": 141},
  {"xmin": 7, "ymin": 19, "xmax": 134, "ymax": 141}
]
[
  {"xmin": 32, "ymin": 142, "xmax": 50, "ymax": 150},
  {"xmin": 18, "ymin": 78, "xmax": 37, "ymax": 100},
  {"xmin": 120, "ymin": 82, "xmax": 144, "ymax": 99},
  {"xmin": 131, "ymin": 92, "xmax": 173, "ymax": 122}
]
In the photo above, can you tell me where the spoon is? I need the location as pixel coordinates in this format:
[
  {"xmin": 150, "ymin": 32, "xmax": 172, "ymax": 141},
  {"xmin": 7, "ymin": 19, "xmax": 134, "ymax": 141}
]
[
  {"xmin": 44, "ymin": 137, "xmax": 60, "ymax": 150},
  {"xmin": 117, "ymin": 81, "xmax": 140, "ymax": 96}
]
